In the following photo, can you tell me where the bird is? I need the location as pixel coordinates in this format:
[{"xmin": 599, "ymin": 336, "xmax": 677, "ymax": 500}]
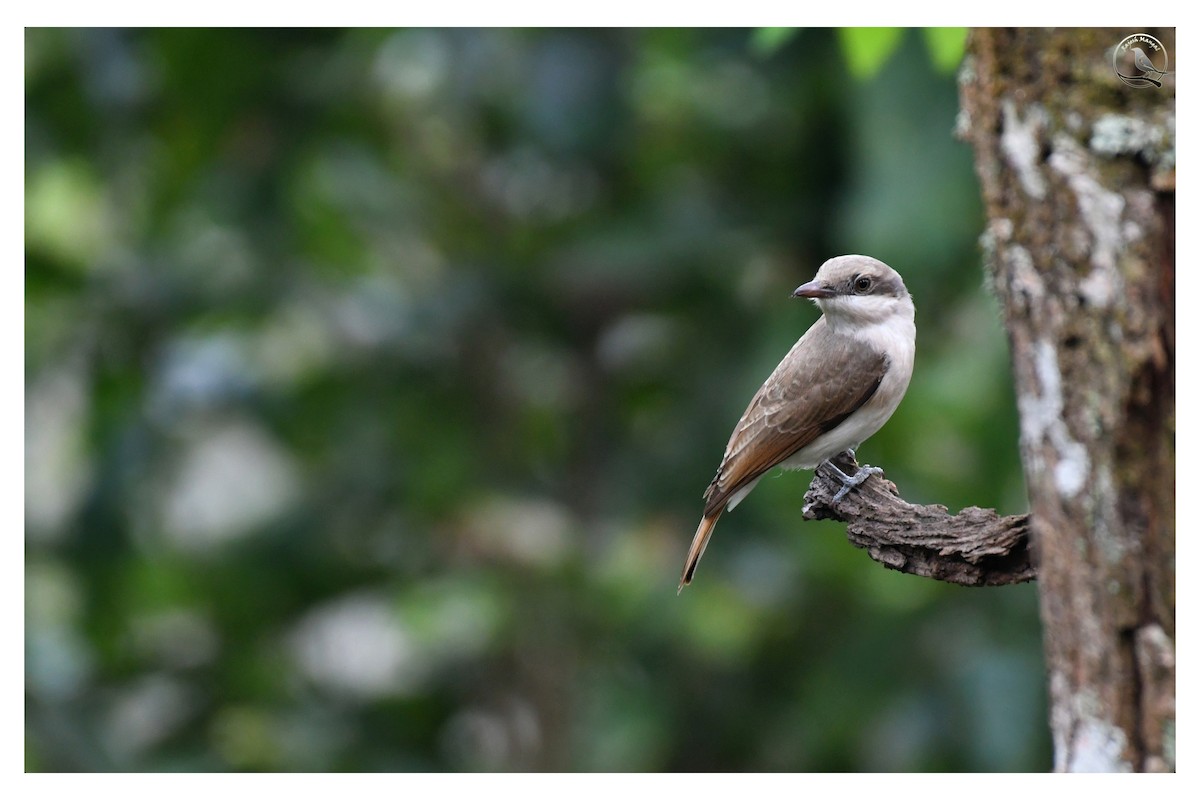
[
  {"xmin": 678, "ymin": 254, "xmax": 916, "ymax": 591},
  {"xmin": 1132, "ymin": 47, "xmax": 1167, "ymax": 79}
]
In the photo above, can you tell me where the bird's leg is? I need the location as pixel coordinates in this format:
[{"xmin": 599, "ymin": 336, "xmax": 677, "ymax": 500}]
[{"xmin": 823, "ymin": 452, "xmax": 884, "ymax": 502}]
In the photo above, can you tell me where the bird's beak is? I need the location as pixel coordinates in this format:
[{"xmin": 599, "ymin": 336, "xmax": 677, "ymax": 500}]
[{"xmin": 792, "ymin": 280, "xmax": 835, "ymax": 299}]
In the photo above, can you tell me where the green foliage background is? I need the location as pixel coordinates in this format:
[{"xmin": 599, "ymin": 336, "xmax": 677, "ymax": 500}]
[{"xmin": 25, "ymin": 28, "xmax": 1048, "ymax": 771}]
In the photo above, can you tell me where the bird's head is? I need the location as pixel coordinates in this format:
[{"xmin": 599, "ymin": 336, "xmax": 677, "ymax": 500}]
[{"xmin": 792, "ymin": 255, "xmax": 913, "ymax": 328}]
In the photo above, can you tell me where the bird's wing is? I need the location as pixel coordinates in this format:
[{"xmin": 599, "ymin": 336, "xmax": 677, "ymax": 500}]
[{"xmin": 702, "ymin": 320, "xmax": 888, "ymax": 516}]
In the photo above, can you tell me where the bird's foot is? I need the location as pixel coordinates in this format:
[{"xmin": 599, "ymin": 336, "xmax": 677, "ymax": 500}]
[{"xmin": 824, "ymin": 458, "xmax": 884, "ymax": 502}]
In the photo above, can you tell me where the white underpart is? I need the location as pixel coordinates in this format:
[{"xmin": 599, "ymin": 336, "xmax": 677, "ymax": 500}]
[{"xmin": 725, "ymin": 291, "xmax": 916, "ymax": 511}]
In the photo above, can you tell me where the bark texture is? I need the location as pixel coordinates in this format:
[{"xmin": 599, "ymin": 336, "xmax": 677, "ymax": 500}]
[
  {"xmin": 958, "ymin": 28, "xmax": 1175, "ymax": 772},
  {"xmin": 803, "ymin": 454, "xmax": 1034, "ymax": 586}
]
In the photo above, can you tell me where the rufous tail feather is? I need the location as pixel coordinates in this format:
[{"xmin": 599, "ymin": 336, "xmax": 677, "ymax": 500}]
[{"xmin": 678, "ymin": 510, "xmax": 723, "ymax": 593}]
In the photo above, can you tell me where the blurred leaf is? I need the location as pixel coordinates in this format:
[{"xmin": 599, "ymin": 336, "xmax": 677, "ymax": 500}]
[
  {"xmin": 923, "ymin": 27, "xmax": 968, "ymax": 74},
  {"xmin": 25, "ymin": 159, "xmax": 113, "ymax": 270},
  {"xmin": 838, "ymin": 27, "xmax": 904, "ymax": 79},
  {"xmin": 750, "ymin": 27, "xmax": 797, "ymax": 57}
]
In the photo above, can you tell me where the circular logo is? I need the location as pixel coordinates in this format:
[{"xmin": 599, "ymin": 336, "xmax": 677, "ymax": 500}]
[{"xmin": 1113, "ymin": 34, "xmax": 1169, "ymax": 89}]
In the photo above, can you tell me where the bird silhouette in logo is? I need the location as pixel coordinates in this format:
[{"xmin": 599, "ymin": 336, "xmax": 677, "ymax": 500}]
[{"xmin": 1125, "ymin": 46, "xmax": 1166, "ymax": 87}]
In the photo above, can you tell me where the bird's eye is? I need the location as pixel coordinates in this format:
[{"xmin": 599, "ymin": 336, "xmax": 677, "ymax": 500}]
[{"xmin": 853, "ymin": 276, "xmax": 872, "ymax": 293}]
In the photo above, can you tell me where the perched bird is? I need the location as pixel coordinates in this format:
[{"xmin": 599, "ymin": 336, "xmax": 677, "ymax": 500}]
[
  {"xmin": 678, "ymin": 255, "xmax": 916, "ymax": 591},
  {"xmin": 1132, "ymin": 47, "xmax": 1167, "ymax": 79}
]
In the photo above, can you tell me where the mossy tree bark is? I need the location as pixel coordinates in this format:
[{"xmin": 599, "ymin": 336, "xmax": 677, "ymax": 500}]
[{"xmin": 959, "ymin": 28, "xmax": 1175, "ymax": 772}]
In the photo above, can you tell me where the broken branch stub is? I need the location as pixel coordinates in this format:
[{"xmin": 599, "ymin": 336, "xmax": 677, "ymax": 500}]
[{"xmin": 802, "ymin": 454, "xmax": 1035, "ymax": 586}]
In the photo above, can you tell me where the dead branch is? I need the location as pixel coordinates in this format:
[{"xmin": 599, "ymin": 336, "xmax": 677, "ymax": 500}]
[{"xmin": 803, "ymin": 453, "xmax": 1035, "ymax": 586}]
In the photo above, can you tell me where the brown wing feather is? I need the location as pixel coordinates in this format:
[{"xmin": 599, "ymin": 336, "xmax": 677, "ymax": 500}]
[{"xmin": 702, "ymin": 319, "xmax": 887, "ymax": 516}]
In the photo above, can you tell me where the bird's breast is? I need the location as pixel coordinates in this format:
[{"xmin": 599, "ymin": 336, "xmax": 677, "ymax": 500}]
[{"xmin": 783, "ymin": 315, "xmax": 915, "ymax": 469}]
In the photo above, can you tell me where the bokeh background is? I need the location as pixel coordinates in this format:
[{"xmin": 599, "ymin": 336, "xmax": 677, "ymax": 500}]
[{"xmin": 25, "ymin": 27, "xmax": 1048, "ymax": 771}]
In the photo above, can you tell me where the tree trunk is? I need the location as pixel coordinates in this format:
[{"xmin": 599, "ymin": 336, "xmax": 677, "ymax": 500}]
[{"xmin": 958, "ymin": 28, "xmax": 1175, "ymax": 772}]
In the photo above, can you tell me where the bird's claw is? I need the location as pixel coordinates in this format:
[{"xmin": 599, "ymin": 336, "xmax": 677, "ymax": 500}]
[{"xmin": 827, "ymin": 461, "xmax": 884, "ymax": 502}]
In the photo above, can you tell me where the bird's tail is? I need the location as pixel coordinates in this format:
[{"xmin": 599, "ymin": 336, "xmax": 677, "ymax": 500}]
[{"xmin": 678, "ymin": 510, "xmax": 723, "ymax": 593}]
